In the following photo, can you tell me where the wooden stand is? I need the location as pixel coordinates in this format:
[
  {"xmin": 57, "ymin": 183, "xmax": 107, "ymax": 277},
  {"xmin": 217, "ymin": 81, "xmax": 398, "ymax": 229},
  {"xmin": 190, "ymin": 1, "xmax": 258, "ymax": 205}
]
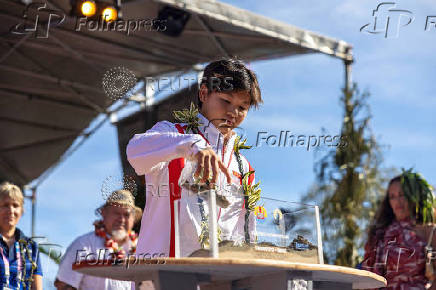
[{"xmin": 74, "ymin": 258, "xmax": 386, "ymax": 289}]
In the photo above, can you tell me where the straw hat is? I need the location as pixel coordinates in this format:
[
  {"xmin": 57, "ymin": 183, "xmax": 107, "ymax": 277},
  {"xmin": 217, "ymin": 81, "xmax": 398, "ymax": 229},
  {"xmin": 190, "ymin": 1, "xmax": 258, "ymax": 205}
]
[{"xmin": 96, "ymin": 190, "xmax": 142, "ymax": 222}]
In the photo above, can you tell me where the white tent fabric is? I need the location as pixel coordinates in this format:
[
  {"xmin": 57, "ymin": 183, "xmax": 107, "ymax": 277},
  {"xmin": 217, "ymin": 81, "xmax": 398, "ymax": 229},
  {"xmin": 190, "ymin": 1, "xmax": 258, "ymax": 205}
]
[{"xmin": 0, "ymin": 0, "xmax": 352, "ymax": 186}]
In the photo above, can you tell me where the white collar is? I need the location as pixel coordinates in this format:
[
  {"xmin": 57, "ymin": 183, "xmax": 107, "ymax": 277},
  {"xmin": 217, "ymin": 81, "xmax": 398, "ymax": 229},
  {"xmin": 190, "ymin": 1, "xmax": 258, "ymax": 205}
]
[{"xmin": 197, "ymin": 112, "xmax": 237, "ymax": 152}]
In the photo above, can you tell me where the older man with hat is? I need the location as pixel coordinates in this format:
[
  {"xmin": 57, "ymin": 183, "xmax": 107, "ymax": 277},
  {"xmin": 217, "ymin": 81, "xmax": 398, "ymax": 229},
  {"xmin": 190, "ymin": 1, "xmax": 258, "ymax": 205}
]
[{"xmin": 54, "ymin": 190, "xmax": 142, "ymax": 290}]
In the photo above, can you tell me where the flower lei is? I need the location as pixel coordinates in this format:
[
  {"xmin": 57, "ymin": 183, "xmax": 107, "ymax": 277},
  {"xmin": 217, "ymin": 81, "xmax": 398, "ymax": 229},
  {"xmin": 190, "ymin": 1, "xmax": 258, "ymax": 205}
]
[
  {"xmin": 173, "ymin": 102, "xmax": 262, "ymax": 246},
  {"xmin": 234, "ymin": 135, "xmax": 262, "ymax": 243},
  {"xmin": 93, "ymin": 220, "xmax": 137, "ymax": 259},
  {"xmin": 17, "ymin": 238, "xmax": 37, "ymax": 290}
]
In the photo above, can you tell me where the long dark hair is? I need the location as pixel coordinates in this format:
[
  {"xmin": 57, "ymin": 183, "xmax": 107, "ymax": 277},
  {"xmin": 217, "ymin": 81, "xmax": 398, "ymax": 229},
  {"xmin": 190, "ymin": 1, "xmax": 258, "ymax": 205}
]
[
  {"xmin": 367, "ymin": 176, "xmax": 399, "ymax": 245},
  {"xmin": 367, "ymin": 171, "xmax": 435, "ymax": 247}
]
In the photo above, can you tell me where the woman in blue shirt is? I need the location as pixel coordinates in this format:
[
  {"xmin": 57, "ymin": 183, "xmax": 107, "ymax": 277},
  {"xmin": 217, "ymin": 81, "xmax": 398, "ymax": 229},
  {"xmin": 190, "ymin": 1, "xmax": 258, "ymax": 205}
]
[{"xmin": 0, "ymin": 182, "xmax": 42, "ymax": 290}]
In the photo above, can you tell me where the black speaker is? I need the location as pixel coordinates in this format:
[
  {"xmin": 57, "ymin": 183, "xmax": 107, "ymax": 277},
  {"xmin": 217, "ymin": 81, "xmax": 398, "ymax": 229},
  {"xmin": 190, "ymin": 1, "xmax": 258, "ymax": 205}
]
[{"xmin": 154, "ymin": 6, "xmax": 190, "ymax": 37}]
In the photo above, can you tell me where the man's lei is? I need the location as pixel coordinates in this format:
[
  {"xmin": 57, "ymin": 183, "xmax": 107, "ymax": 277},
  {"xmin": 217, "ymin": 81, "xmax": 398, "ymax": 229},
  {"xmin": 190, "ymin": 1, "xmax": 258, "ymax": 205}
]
[
  {"xmin": 94, "ymin": 220, "xmax": 138, "ymax": 259},
  {"xmin": 173, "ymin": 102, "xmax": 261, "ymax": 246}
]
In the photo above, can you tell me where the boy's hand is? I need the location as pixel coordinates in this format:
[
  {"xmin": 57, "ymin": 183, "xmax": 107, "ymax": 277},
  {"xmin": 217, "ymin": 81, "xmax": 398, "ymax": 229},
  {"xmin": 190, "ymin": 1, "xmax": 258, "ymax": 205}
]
[{"xmin": 194, "ymin": 148, "xmax": 232, "ymax": 186}]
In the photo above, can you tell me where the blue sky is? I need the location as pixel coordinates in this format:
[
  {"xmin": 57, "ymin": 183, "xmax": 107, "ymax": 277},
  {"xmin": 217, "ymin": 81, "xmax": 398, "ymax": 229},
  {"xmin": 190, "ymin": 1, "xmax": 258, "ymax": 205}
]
[{"xmin": 16, "ymin": 0, "xmax": 435, "ymax": 287}]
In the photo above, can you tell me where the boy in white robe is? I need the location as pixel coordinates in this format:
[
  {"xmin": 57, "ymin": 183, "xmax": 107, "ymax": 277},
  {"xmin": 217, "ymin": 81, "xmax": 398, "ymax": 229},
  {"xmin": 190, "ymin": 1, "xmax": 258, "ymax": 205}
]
[{"xmin": 126, "ymin": 59, "xmax": 263, "ymax": 259}]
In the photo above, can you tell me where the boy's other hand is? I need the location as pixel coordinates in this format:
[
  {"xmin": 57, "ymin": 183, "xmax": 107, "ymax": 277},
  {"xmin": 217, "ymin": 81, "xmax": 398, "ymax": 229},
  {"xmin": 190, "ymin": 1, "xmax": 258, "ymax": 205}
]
[{"xmin": 194, "ymin": 148, "xmax": 232, "ymax": 185}]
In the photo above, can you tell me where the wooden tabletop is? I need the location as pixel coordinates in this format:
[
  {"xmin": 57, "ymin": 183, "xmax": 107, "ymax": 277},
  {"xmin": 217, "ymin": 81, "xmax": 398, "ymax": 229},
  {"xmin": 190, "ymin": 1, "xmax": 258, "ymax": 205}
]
[{"xmin": 74, "ymin": 258, "xmax": 386, "ymax": 289}]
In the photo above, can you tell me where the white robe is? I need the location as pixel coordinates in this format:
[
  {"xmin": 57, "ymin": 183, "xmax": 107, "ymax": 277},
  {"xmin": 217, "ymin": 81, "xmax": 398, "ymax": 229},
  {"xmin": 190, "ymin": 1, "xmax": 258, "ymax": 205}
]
[{"xmin": 126, "ymin": 112, "xmax": 256, "ymax": 258}]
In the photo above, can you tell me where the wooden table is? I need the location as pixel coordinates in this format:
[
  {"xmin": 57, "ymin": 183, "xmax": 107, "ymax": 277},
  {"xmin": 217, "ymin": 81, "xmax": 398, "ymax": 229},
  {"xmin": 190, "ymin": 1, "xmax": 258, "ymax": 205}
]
[{"xmin": 74, "ymin": 258, "xmax": 386, "ymax": 290}]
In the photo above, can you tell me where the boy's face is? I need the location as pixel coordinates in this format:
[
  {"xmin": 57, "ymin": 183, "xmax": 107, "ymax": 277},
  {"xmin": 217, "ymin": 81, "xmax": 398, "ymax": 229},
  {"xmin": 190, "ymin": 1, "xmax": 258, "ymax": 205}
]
[{"xmin": 199, "ymin": 84, "xmax": 251, "ymax": 136}]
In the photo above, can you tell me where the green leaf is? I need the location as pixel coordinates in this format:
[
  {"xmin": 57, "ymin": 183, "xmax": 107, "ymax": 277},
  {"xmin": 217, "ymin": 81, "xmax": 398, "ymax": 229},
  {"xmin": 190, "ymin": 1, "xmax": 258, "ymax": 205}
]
[{"xmin": 234, "ymin": 136, "xmax": 252, "ymax": 154}]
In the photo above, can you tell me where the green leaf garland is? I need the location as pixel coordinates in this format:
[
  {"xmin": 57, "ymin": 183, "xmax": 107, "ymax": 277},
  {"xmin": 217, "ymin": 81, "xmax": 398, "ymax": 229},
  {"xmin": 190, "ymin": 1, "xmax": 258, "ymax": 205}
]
[
  {"xmin": 400, "ymin": 168, "xmax": 435, "ymax": 224},
  {"xmin": 172, "ymin": 102, "xmax": 203, "ymax": 133}
]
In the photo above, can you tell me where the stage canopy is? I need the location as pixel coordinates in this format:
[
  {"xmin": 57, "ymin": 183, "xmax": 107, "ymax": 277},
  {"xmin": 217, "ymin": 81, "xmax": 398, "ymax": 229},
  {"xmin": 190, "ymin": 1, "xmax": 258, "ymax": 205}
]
[{"xmin": 0, "ymin": 0, "xmax": 353, "ymax": 186}]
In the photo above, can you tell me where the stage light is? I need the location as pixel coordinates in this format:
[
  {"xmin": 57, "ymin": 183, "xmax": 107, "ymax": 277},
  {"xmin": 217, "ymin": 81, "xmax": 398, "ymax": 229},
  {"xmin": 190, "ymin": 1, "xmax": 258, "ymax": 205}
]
[
  {"xmin": 101, "ymin": 6, "xmax": 117, "ymax": 22},
  {"xmin": 71, "ymin": 0, "xmax": 120, "ymax": 20},
  {"xmin": 80, "ymin": 0, "xmax": 96, "ymax": 17}
]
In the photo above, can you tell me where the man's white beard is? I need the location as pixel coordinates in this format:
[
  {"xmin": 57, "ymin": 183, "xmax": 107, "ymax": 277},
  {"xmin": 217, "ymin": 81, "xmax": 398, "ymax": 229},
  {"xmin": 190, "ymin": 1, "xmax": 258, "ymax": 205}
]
[{"xmin": 111, "ymin": 229, "xmax": 127, "ymax": 242}]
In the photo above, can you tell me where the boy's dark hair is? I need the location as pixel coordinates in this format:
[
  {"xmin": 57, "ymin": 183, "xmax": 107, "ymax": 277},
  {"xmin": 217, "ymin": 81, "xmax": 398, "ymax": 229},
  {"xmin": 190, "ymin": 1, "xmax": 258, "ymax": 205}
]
[{"xmin": 198, "ymin": 58, "xmax": 263, "ymax": 109}]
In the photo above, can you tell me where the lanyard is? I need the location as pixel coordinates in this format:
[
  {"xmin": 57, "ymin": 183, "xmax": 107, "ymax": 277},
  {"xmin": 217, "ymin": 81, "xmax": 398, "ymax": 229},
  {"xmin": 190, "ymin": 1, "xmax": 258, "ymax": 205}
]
[
  {"xmin": 0, "ymin": 241, "xmax": 23, "ymax": 287},
  {"xmin": 15, "ymin": 241, "xmax": 22, "ymax": 281},
  {"xmin": 0, "ymin": 246, "xmax": 10, "ymax": 286}
]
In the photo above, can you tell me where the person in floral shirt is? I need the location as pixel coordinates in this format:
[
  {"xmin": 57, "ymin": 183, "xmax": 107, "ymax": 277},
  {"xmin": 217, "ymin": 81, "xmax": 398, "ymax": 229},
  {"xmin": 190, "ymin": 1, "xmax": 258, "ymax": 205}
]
[{"xmin": 362, "ymin": 170, "xmax": 435, "ymax": 289}]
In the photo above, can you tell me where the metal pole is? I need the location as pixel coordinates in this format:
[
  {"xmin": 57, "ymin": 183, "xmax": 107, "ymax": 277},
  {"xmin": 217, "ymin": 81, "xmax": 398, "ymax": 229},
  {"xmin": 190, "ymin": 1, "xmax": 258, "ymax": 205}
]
[
  {"xmin": 344, "ymin": 47, "xmax": 353, "ymax": 92},
  {"xmin": 279, "ymin": 215, "xmax": 286, "ymax": 247},
  {"xmin": 174, "ymin": 200, "xmax": 180, "ymax": 258},
  {"xmin": 314, "ymin": 206, "xmax": 324, "ymax": 264},
  {"xmin": 345, "ymin": 61, "xmax": 352, "ymax": 92},
  {"xmin": 208, "ymin": 189, "xmax": 219, "ymax": 258},
  {"xmin": 31, "ymin": 187, "xmax": 36, "ymax": 237}
]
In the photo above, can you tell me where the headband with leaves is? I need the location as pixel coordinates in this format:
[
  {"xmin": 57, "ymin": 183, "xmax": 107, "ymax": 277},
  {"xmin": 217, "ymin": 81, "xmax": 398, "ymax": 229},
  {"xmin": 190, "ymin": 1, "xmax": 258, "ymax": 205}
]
[{"xmin": 400, "ymin": 168, "xmax": 435, "ymax": 224}]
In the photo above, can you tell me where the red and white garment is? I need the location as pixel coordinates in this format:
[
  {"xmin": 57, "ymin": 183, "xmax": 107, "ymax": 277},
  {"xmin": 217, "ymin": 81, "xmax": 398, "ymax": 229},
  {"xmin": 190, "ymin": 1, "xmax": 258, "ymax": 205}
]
[{"xmin": 126, "ymin": 112, "xmax": 255, "ymax": 257}]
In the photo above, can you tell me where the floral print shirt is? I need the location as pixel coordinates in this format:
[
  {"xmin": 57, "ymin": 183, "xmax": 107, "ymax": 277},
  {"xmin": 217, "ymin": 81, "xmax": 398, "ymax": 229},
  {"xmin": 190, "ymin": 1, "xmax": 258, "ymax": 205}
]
[{"xmin": 362, "ymin": 219, "xmax": 427, "ymax": 290}]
